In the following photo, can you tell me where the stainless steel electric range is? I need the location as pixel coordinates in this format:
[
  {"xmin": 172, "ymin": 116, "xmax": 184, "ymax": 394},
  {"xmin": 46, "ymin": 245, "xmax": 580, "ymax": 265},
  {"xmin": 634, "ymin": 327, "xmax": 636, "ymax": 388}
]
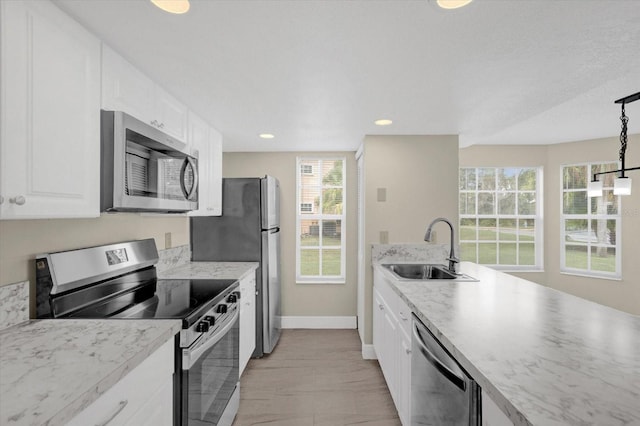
[{"xmin": 35, "ymin": 238, "xmax": 240, "ymax": 426}]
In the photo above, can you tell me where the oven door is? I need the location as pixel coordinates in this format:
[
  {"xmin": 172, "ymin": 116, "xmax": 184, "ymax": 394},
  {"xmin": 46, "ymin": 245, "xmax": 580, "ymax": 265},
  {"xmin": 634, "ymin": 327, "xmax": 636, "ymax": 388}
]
[{"xmin": 180, "ymin": 309, "xmax": 239, "ymax": 426}]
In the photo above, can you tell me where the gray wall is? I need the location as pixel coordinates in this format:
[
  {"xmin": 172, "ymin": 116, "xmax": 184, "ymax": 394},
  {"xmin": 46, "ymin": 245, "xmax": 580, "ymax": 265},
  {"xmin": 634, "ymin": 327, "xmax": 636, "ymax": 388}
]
[
  {"xmin": 223, "ymin": 151, "xmax": 358, "ymax": 317},
  {"xmin": 362, "ymin": 135, "xmax": 460, "ymax": 344}
]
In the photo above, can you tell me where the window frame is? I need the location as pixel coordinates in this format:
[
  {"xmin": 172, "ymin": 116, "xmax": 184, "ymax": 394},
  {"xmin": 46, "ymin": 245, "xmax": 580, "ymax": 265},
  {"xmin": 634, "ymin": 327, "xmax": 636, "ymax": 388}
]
[
  {"xmin": 560, "ymin": 161, "xmax": 622, "ymax": 280},
  {"xmin": 459, "ymin": 166, "xmax": 544, "ymax": 272},
  {"xmin": 296, "ymin": 156, "xmax": 346, "ymax": 284}
]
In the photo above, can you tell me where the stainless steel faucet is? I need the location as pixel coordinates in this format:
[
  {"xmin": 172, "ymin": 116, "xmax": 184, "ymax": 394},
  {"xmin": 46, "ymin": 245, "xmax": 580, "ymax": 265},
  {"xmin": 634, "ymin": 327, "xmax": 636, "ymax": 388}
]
[{"xmin": 424, "ymin": 217, "xmax": 459, "ymax": 274}]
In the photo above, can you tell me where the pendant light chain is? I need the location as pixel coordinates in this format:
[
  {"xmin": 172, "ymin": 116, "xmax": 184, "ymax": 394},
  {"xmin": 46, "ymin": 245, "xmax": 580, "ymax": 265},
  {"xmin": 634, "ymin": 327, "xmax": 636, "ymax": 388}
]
[{"xmin": 619, "ymin": 102, "xmax": 628, "ymax": 177}]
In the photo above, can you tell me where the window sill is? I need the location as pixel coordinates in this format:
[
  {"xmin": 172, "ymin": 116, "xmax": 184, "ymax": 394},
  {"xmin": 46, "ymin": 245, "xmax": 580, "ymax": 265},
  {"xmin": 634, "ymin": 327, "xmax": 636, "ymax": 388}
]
[
  {"xmin": 296, "ymin": 280, "xmax": 346, "ymax": 285},
  {"xmin": 560, "ymin": 271, "xmax": 622, "ymax": 281}
]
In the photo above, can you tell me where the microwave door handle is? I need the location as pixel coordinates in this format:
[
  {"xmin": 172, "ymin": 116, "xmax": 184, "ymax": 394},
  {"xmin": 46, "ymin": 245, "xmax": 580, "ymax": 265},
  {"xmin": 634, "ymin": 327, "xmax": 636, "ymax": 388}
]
[{"xmin": 179, "ymin": 157, "xmax": 198, "ymax": 200}]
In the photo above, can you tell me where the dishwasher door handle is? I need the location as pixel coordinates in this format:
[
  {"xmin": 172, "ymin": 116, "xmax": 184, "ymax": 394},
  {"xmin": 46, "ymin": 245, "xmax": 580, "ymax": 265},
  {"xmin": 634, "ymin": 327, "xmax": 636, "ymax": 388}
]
[{"xmin": 413, "ymin": 323, "xmax": 466, "ymax": 392}]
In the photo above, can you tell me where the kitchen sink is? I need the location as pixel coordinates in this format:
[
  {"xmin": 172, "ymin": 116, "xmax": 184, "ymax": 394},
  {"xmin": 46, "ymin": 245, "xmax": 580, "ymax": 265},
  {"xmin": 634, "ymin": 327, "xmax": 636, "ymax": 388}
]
[{"xmin": 382, "ymin": 264, "xmax": 478, "ymax": 281}]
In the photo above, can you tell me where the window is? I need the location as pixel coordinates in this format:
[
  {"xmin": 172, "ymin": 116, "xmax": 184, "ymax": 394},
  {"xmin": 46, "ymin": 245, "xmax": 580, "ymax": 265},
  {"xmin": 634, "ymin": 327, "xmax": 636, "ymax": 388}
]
[
  {"xmin": 561, "ymin": 162, "xmax": 621, "ymax": 278},
  {"xmin": 296, "ymin": 157, "xmax": 346, "ymax": 283},
  {"xmin": 459, "ymin": 167, "xmax": 543, "ymax": 270}
]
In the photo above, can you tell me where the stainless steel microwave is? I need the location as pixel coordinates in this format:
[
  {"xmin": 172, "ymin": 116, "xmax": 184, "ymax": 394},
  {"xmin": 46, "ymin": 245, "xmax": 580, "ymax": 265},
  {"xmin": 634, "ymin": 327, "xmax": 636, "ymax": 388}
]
[{"xmin": 100, "ymin": 110, "xmax": 198, "ymax": 213}]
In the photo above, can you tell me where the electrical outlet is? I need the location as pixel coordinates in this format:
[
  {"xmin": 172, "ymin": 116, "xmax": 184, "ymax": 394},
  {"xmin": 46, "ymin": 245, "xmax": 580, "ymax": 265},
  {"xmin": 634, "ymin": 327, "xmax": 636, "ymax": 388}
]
[
  {"xmin": 377, "ymin": 188, "xmax": 387, "ymax": 202},
  {"xmin": 380, "ymin": 230, "xmax": 389, "ymax": 244},
  {"xmin": 165, "ymin": 232, "xmax": 172, "ymax": 249}
]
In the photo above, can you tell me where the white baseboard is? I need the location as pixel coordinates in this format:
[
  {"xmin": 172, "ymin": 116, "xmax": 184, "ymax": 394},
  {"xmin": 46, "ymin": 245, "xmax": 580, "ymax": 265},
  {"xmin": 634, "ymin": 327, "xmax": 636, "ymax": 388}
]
[
  {"xmin": 281, "ymin": 316, "xmax": 357, "ymax": 329},
  {"xmin": 361, "ymin": 344, "xmax": 377, "ymax": 360}
]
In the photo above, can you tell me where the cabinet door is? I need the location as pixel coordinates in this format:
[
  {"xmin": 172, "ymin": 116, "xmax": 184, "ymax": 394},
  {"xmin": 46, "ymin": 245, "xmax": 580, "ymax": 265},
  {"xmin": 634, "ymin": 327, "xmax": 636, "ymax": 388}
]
[
  {"xmin": 0, "ymin": 0, "xmax": 100, "ymax": 219},
  {"xmin": 239, "ymin": 272, "xmax": 256, "ymax": 375},
  {"xmin": 188, "ymin": 113, "xmax": 222, "ymax": 217},
  {"xmin": 208, "ymin": 127, "xmax": 223, "ymax": 216},
  {"xmin": 102, "ymin": 45, "xmax": 155, "ymax": 124},
  {"xmin": 373, "ymin": 288, "xmax": 386, "ymax": 366},
  {"xmin": 397, "ymin": 329, "xmax": 412, "ymax": 425},
  {"xmin": 155, "ymin": 90, "xmax": 188, "ymax": 142}
]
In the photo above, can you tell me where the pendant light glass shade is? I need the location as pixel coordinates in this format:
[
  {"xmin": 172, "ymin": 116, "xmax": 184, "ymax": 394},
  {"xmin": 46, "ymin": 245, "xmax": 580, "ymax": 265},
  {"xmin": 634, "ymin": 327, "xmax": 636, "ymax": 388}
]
[
  {"xmin": 613, "ymin": 177, "xmax": 632, "ymax": 195},
  {"xmin": 436, "ymin": 0, "xmax": 473, "ymax": 9},
  {"xmin": 587, "ymin": 180, "xmax": 603, "ymax": 197}
]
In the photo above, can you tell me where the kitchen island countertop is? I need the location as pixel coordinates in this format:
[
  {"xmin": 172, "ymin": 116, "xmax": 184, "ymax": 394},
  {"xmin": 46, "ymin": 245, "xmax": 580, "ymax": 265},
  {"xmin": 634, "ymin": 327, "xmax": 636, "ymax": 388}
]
[{"xmin": 375, "ymin": 261, "xmax": 640, "ymax": 426}]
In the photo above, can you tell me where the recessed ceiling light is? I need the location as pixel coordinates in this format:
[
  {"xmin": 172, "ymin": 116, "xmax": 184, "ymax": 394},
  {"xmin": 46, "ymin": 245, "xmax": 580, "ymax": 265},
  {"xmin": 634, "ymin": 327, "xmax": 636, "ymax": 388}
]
[
  {"xmin": 374, "ymin": 119, "xmax": 393, "ymax": 126},
  {"xmin": 150, "ymin": 0, "xmax": 190, "ymax": 14},
  {"xmin": 259, "ymin": 133, "xmax": 275, "ymax": 139},
  {"xmin": 436, "ymin": 0, "xmax": 473, "ymax": 10}
]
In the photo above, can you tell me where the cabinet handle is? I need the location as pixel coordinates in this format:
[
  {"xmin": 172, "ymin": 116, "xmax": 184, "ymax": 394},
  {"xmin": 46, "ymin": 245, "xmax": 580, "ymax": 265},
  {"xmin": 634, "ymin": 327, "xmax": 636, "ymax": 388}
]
[
  {"xmin": 9, "ymin": 196, "xmax": 26, "ymax": 205},
  {"xmin": 96, "ymin": 399, "xmax": 128, "ymax": 426}
]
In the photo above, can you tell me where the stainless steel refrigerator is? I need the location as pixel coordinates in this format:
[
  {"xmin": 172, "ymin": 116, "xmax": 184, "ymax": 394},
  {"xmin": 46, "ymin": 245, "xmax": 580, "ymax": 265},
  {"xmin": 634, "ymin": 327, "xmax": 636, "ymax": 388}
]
[{"xmin": 190, "ymin": 176, "xmax": 281, "ymax": 357}]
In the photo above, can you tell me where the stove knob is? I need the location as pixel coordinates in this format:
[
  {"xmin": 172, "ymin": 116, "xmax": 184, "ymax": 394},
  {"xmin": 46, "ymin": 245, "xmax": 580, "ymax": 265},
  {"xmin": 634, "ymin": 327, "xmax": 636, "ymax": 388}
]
[
  {"xmin": 217, "ymin": 304, "xmax": 228, "ymax": 314},
  {"xmin": 196, "ymin": 321, "xmax": 210, "ymax": 333},
  {"xmin": 227, "ymin": 294, "xmax": 237, "ymax": 303},
  {"xmin": 204, "ymin": 315, "xmax": 216, "ymax": 326}
]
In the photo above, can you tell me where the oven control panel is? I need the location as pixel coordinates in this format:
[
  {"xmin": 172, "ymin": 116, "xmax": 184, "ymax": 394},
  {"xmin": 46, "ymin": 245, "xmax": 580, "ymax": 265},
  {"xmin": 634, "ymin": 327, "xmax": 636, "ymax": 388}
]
[{"xmin": 182, "ymin": 291, "xmax": 239, "ymax": 348}]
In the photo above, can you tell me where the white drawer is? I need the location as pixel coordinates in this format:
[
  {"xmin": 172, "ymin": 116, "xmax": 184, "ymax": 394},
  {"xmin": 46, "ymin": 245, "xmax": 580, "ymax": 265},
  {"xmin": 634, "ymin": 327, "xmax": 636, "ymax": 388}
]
[{"xmin": 68, "ymin": 337, "xmax": 175, "ymax": 426}]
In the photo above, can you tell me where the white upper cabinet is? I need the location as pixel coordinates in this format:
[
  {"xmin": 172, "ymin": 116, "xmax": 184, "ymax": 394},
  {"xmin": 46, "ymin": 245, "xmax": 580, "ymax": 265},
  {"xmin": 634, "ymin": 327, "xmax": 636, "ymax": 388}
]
[
  {"xmin": 0, "ymin": 0, "xmax": 101, "ymax": 219},
  {"xmin": 188, "ymin": 112, "xmax": 222, "ymax": 216},
  {"xmin": 102, "ymin": 45, "xmax": 188, "ymax": 142}
]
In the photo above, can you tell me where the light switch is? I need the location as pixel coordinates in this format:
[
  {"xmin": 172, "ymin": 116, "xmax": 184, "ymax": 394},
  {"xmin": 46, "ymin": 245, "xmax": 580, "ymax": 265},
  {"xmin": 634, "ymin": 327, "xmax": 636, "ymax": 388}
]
[
  {"xmin": 380, "ymin": 231, "xmax": 389, "ymax": 244},
  {"xmin": 377, "ymin": 188, "xmax": 387, "ymax": 202},
  {"xmin": 165, "ymin": 232, "xmax": 172, "ymax": 249}
]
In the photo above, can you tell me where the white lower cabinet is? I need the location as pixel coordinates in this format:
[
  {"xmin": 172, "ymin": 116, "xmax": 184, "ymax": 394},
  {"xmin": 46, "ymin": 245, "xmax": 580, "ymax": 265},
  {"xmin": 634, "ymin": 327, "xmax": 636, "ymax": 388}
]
[
  {"xmin": 482, "ymin": 391, "xmax": 515, "ymax": 426},
  {"xmin": 68, "ymin": 337, "xmax": 175, "ymax": 426},
  {"xmin": 373, "ymin": 269, "xmax": 411, "ymax": 425},
  {"xmin": 239, "ymin": 271, "xmax": 257, "ymax": 376},
  {"xmin": 0, "ymin": 0, "xmax": 101, "ymax": 219}
]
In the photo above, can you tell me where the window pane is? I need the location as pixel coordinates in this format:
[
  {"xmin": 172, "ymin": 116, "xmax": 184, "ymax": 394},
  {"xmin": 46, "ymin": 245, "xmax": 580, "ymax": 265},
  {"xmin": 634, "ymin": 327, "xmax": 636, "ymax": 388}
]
[
  {"xmin": 565, "ymin": 245, "xmax": 588, "ymax": 269},
  {"xmin": 322, "ymin": 249, "xmax": 341, "ymax": 275},
  {"xmin": 518, "ymin": 169, "xmax": 536, "ymax": 190},
  {"xmin": 300, "ymin": 186, "xmax": 319, "ymax": 215},
  {"xmin": 498, "ymin": 243, "xmax": 517, "ymax": 265},
  {"xmin": 322, "ymin": 188, "xmax": 343, "ymax": 214},
  {"xmin": 498, "ymin": 219, "xmax": 516, "ymax": 241},
  {"xmin": 478, "ymin": 193, "xmax": 495, "ymax": 214},
  {"xmin": 478, "ymin": 168, "xmax": 496, "ymax": 190},
  {"xmin": 590, "ymin": 219, "xmax": 614, "ymax": 246},
  {"xmin": 459, "ymin": 192, "xmax": 476, "ymax": 215},
  {"xmin": 478, "ymin": 219, "xmax": 496, "ymax": 240},
  {"xmin": 322, "ymin": 160, "xmax": 343, "ymax": 186},
  {"xmin": 478, "ymin": 243, "xmax": 497, "ymax": 264},
  {"xmin": 498, "ymin": 168, "xmax": 517, "ymax": 190},
  {"xmin": 519, "ymin": 243, "xmax": 535, "ymax": 265},
  {"xmin": 460, "ymin": 218, "xmax": 476, "ymax": 240},
  {"xmin": 591, "ymin": 190, "xmax": 618, "ymax": 215},
  {"xmin": 565, "ymin": 219, "xmax": 588, "ymax": 243},
  {"xmin": 461, "ymin": 243, "xmax": 476, "ymax": 262},
  {"xmin": 590, "ymin": 246, "xmax": 616, "ymax": 272},
  {"xmin": 563, "ymin": 165, "xmax": 587, "ymax": 189},
  {"xmin": 591, "ymin": 163, "xmax": 617, "ymax": 188},
  {"xmin": 321, "ymin": 220, "xmax": 341, "ymax": 246},
  {"xmin": 518, "ymin": 192, "xmax": 536, "ymax": 215},
  {"xmin": 498, "ymin": 192, "xmax": 515, "ymax": 215},
  {"xmin": 300, "ymin": 219, "xmax": 319, "ymax": 246},
  {"xmin": 563, "ymin": 191, "xmax": 588, "ymax": 214},
  {"xmin": 300, "ymin": 249, "xmax": 319, "ymax": 275},
  {"xmin": 518, "ymin": 219, "xmax": 535, "ymax": 241},
  {"xmin": 459, "ymin": 168, "xmax": 476, "ymax": 190}
]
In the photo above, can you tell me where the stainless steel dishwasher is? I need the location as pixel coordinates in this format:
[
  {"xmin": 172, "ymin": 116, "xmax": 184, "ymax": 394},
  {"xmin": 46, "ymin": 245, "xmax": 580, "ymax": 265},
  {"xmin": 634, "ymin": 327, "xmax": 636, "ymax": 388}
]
[{"xmin": 412, "ymin": 314, "xmax": 480, "ymax": 425}]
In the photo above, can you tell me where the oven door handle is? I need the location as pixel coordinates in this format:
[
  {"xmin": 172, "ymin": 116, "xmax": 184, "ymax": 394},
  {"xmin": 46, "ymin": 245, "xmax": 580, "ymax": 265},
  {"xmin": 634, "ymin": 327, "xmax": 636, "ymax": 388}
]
[{"xmin": 183, "ymin": 308, "xmax": 238, "ymax": 370}]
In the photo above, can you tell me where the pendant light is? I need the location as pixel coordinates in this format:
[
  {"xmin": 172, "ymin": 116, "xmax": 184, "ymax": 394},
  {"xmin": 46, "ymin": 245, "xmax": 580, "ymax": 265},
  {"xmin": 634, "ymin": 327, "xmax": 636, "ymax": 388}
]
[
  {"xmin": 150, "ymin": 0, "xmax": 190, "ymax": 14},
  {"xmin": 589, "ymin": 91, "xmax": 640, "ymax": 197}
]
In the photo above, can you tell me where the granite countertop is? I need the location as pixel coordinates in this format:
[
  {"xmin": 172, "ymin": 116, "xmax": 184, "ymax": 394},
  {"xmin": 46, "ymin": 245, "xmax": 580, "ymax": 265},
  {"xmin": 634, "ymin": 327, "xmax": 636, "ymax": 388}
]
[
  {"xmin": 158, "ymin": 261, "xmax": 258, "ymax": 281},
  {"xmin": 375, "ymin": 261, "xmax": 640, "ymax": 426},
  {"xmin": 0, "ymin": 319, "xmax": 181, "ymax": 426}
]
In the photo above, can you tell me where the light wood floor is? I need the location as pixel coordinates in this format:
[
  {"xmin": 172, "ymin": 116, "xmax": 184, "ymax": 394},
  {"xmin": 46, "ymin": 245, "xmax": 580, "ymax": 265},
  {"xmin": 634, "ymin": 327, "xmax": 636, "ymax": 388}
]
[{"xmin": 233, "ymin": 329, "xmax": 401, "ymax": 426}]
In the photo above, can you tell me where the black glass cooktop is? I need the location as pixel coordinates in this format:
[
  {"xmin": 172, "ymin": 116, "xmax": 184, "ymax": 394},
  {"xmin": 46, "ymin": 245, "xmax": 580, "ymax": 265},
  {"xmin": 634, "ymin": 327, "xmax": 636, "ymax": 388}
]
[{"xmin": 54, "ymin": 269, "xmax": 238, "ymax": 328}]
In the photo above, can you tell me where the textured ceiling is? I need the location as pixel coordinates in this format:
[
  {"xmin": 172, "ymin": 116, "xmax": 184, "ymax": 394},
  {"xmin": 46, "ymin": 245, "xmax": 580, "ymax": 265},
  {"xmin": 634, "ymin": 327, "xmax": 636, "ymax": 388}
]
[{"xmin": 54, "ymin": 0, "xmax": 640, "ymax": 152}]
